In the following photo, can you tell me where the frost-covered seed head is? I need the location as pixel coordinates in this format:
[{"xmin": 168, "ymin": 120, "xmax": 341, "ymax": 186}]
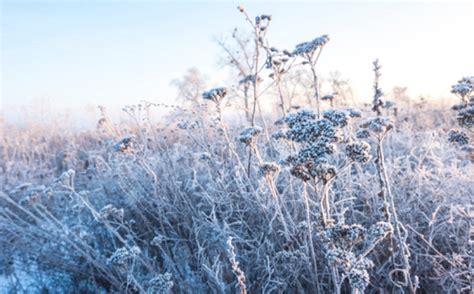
[
  {"xmin": 237, "ymin": 126, "xmax": 262, "ymax": 145},
  {"xmin": 456, "ymin": 106, "xmax": 473, "ymax": 128},
  {"xmin": 325, "ymin": 248, "xmax": 344, "ymax": 264},
  {"xmin": 147, "ymin": 273, "xmax": 173, "ymax": 294},
  {"xmin": 202, "ymin": 87, "xmax": 228, "ymax": 104},
  {"xmin": 451, "ymin": 102, "xmax": 468, "ymax": 111},
  {"xmin": 355, "ymin": 129, "xmax": 370, "ymax": 139},
  {"xmin": 346, "ymin": 108, "xmax": 362, "ymax": 118},
  {"xmin": 285, "ymin": 109, "xmax": 316, "ymax": 129},
  {"xmin": 322, "ymin": 109, "xmax": 350, "ymax": 127},
  {"xmin": 322, "ymin": 223, "xmax": 367, "ymax": 249},
  {"xmin": 273, "ymin": 249, "xmax": 310, "ymax": 275},
  {"xmin": 367, "ymin": 222, "xmax": 393, "ymax": 242},
  {"xmin": 348, "ymin": 258, "xmax": 374, "ymax": 292},
  {"xmin": 272, "ymin": 130, "xmax": 287, "ymax": 140},
  {"xmin": 199, "ymin": 152, "xmax": 212, "ymax": 161},
  {"xmin": 177, "ymin": 121, "xmax": 188, "ymax": 130},
  {"xmin": 321, "ymin": 94, "xmax": 336, "ymax": 101},
  {"xmin": 345, "ymin": 141, "xmax": 371, "ymax": 163},
  {"xmin": 448, "ymin": 129, "xmax": 470, "ymax": 145},
  {"xmin": 266, "ymin": 51, "xmax": 291, "ymax": 69},
  {"xmin": 451, "ymin": 77, "xmax": 474, "ymax": 99},
  {"xmin": 286, "ymin": 118, "xmax": 340, "ymax": 143},
  {"xmin": 239, "ymin": 74, "xmax": 261, "ymax": 85},
  {"xmin": 289, "ymin": 164, "xmax": 313, "ymax": 181},
  {"xmin": 285, "ymin": 109, "xmax": 340, "ymax": 143},
  {"xmin": 293, "ymin": 35, "xmax": 330, "ymax": 56},
  {"xmin": 360, "ymin": 116, "xmax": 393, "ymax": 133},
  {"xmin": 314, "ymin": 162, "xmax": 337, "ymax": 182},
  {"xmin": 259, "ymin": 162, "xmax": 280, "ymax": 177},
  {"xmin": 297, "ymin": 140, "xmax": 337, "ymax": 162}
]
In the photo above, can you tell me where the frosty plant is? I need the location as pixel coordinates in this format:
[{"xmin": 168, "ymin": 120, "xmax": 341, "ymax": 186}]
[
  {"xmin": 276, "ymin": 106, "xmax": 375, "ymax": 292},
  {"xmin": 2, "ymin": 5, "xmax": 473, "ymax": 294},
  {"xmin": 281, "ymin": 108, "xmax": 367, "ymax": 226},
  {"xmin": 263, "ymin": 46, "xmax": 296, "ymax": 116},
  {"xmin": 201, "ymin": 86, "xmax": 249, "ymax": 175},
  {"xmin": 237, "ymin": 5, "xmax": 272, "ymax": 125},
  {"xmin": 293, "ymin": 34, "xmax": 330, "ymax": 118},
  {"xmin": 321, "ymin": 93, "xmax": 337, "ymax": 108},
  {"xmin": 358, "ymin": 59, "xmax": 417, "ymax": 293},
  {"xmin": 237, "ymin": 125, "xmax": 292, "ymax": 238},
  {"xmin": 448, "ymin": 76, "xmax": 473, "ymax": 146},
  {"xmin": 320, "ymin": 222, "xmax": 393, "ymax": 293}
]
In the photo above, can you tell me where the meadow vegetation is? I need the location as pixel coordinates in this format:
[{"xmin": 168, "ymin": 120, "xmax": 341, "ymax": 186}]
[{"xmin": 0, "ymin": 6, "xmax": 473, "ymax": 294}]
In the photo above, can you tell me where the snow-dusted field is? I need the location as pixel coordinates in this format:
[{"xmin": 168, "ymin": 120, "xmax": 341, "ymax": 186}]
[{"xmin": 1, "ymin": 5, "xmax": 473, "ymax": 294}]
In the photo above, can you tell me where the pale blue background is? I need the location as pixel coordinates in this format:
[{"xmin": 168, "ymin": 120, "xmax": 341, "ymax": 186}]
[{"xmin": 2, "ymin": 1, "xmax": 473, "ymax": 121}]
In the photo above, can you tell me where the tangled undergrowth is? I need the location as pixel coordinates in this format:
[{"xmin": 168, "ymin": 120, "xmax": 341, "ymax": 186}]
[{"xmin": 1, "ymin": 6, "xmax": 473, "ymax": 294}]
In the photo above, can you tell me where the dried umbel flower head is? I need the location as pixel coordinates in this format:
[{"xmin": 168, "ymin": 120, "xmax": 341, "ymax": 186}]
[
  {"xmin": 451, "ymin": 102, "xmax": 467, "ymax": 111},
  {"xmin": 355, "ymin": 129, "xmax": 370, "ymax": 139},
  {"xmin": 273, "ymin": 249, "xmax": 310, "ymax": 276},
  {"xmin": 288, "ymin": 165, "xmax": 308, "ymax": 181},
  {"xmin": 177, "ymin": 121, "xmax": 188, "ymax": 130},
  {"xmin": 198, "ymin": 152, "xmax": 212, "ymax": 161},
  {"xmin": 284, "ymin": 109, "xmax": 343, "ymax": 143},
  {"xmin": 314, "ymin": 162, "xmax": 337, "ymax": 182},
  {"xmin": 321, "ymin": 93, "xmax": 336, "ymax": 101},
  {"xmin": 346, "ymin": 108, "xmax": 362, "ymax": 118},
  {"xmin": 451, "ymin": 76, "xmax": 474, "ymax": 100},
  {"xmin": 239, "ymin": 74, "xmax": 262, "ymax": 86},
  {"xmin": 322, "ymin": 109, "xmax": 351, "ymax": 127},
  {"xmin": 284, "ymin": 109, "xmax": 316, "ymax": 128},
  {"xmin": 259, "ymin": 162, "xmax": 280, "ymax": 177},
  {"xmin": 255, "ymin": 14, "xmax": 272, "ymax": 30},
  {"xmin": 448, "ymin": 129, "xmax": 470, "ymax": 145},
  {"xmin": 293, "ymin": 34, "xmax": 330, "ymax": 56},
  {"xmin": 456, "ymin": 106, "xmax": 473, "ymax": 128},
  {"xmin": 286, "ymin": 118, "xmax": 340, "ymax": 143},
  {"xmin": 297, "ymin": 140, "xmax": 337, "ymax": 162},
  {"xmin": 348, "ymin": 258, "xmax": 374, "ymax": 292},
  {"xmin": 359, "ymin": 116, "xmax": 393, "ymax": 133},
  {"xmin": 271, "ymin": 130, "xmax": 287, "ymax": 140},
  {"xmin": 237, "ymin": 126, "xmax": 262, "ymax": 146},
  {"xmin": 345, "ymin": 141, "xmax": 371, "ymax": 163},
  {"xmin": 147, "ymin": 273, "xmax": 174, "ymax": 293},
  {"xmin": 366, "ymin": 221, "xmax": 393, "ymax": 242},
  {"xmin": 266, "ymin": 51, "xmax": 291, "ymax": 70},
  {"xmin": 202, "ymin": 87, "xmax": 228, "ymax": 104},
  {"xmin": 321, "ymin": 223, "xmax": 367, "ymax": 249}
]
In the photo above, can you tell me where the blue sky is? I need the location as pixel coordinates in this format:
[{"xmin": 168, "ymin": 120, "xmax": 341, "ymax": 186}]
[{"xmin": 1, "ymin": 1, "xmax": 473, "ymax": 120}]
